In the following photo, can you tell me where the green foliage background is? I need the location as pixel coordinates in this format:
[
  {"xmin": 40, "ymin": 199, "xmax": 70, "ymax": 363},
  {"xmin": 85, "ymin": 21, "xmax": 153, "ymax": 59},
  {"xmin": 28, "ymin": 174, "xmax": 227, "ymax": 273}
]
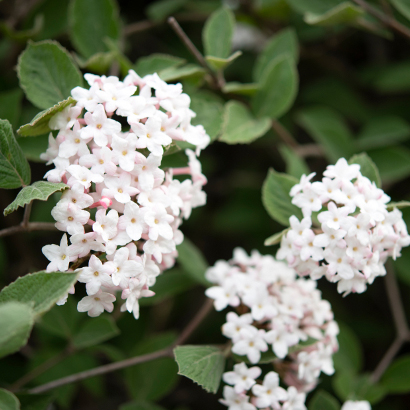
[{"xmin": 1, "ymin": 0, "xmax": 410, "ymax": 409}]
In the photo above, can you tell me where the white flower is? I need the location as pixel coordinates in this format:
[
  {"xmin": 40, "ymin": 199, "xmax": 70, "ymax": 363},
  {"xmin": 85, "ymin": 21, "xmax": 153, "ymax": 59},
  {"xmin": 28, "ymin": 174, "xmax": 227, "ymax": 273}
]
[
  {"xmin": 42, "ymin": 234, "xmax": 76, "ymax": 272},
  {"xmin": 252, "ymin": 371, "xmax": 288, "ymax": 408},
  {"xmin": 219, "ymin": 386, "xmax": 256, "ymax": 410},
  {"xmin": 223, "ymin": 363, "xmax": 261, "ymax": 393},
  {"xmin": 341, "ymin": 400, "xmax": 371, "ymax": 410},
  {"xmin": 232, "ymin": 326, "xmax": 268, "ymax": 364},
  {"xmin": 77, "ymin": 290, "xmax": 116, "ymax": 317}
]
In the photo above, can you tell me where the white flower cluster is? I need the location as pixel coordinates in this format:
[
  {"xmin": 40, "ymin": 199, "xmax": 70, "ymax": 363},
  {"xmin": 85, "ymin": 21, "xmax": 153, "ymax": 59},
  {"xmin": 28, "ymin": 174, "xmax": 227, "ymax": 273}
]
[
  {"xmin": 341, "ymin": 401, "xmax": 371, "ymax": 410},
  {"xmin": 205, "ymin": 249, "xmax": 339, "ymax": 410},
  {"xmin": 41, "ymin": 70, "xmax": 209, "ymax": 318},
  {"xmin": 277, "ymin": 158, "xmax": 410, "ymax": 296}
]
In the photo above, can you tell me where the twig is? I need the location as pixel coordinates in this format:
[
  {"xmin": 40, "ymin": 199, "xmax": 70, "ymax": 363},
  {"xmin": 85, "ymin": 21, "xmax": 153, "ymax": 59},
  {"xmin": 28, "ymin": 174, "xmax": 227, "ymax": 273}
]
[
  {"xmin": 25, "ymin": 297, "xmax": 214, "ymax": 394},
  {"xmin": 352, "ymin": 0, "xmax": 410, "ymax": 40},
  {"xmin": 371, "ymin": 337, "xmax": 404, "ymax": 383},
  {"xmin": 124, "ymin": 13, "xmax": 209, "ymax": 37},
  {"xmin": 27, "ymin": 348, "xmax": 172, "ymax": 394},
  {"xmin": 10, "ymin": 348, "xmax": 71, "ymax": 392},
  {"xmin": 176, "ymin": 298, "xmax": 214, "ymax": 345},
  {"xmin": 0, "ymin": 222, "xmax": 56, "ymax": 238},
  {"xmin": 167, "ymin": 17, "xmax": 224, "ymax": 89},
  {"xmin": 294, "ymin": 143, "xmax": 324, "ymax": 158},
  {"xmin": 271, "ymin": 120, "xmax": 299, "ymax": 149},
  {"xmin": 385, "ymin": 261, "xmax": 409, "ymax": 339},
  {"xmin": 22, "ymin": 202, "xmax": 32, "ymax": 228},
  {"xmin": 370, "ymin": 262, "xmax": 410, "ymax": 383}
]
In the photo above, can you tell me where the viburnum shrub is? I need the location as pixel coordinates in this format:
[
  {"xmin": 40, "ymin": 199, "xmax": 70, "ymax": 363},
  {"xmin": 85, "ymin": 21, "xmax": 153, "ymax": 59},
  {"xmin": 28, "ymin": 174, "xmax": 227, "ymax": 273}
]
[
  {"xmin": 41, "ymin": 70, "xmax": 209, "ymax": 317},
  {"xmin": 277, "ymin": 158, "xmax": 410, "ymax": 295},
  {"xmin": 2, "ymin": 1, "xmax": 410, "ymax": 410}
]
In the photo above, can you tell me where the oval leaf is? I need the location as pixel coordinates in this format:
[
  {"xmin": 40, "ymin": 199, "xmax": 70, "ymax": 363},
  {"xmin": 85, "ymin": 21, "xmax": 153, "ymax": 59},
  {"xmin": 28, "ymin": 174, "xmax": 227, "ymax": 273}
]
[
  {"xmin": 174, "ymin": 345, "xmax": 225, "ymax": 393},
  {"xmin": 69, "ymin": 0, "xmax": 120, "ymax": 58},
  {"xmin": 0, "ymin": 271, "xmax": 78, "ymax": 316},
  {"xmin": 262, "ymin": 168, "xmax": 303, "ymax": 226},
  {"xmin": 4, "ymin": 181, "xmax": 68, "ymax": 216},
  {"xmin": 381, "ymin": 354, "xmax": 410, "ymax": 394},
  {"xmin": 177, "ymin": 238, "xmax": 209, "ymax": 286},
  {"xmin": 0, "ymin": 301, "xmax": 34, "ymax": 359},
  {"xmin": 220, "ymin": 101, "xmax": 271, "ymax": 144},
  {"xmin": 348, "ymin": 153, "xmax": 381, "ymax": 188},
  {"xmin": 205, "ymin": 51, "xmax": 242, "ymax": 71},
  {"xmin": 202, "ymin": 7, "xmax": 235, "ymax": 59},
  {"xmin": 305, "ymin": 2, "xmax": 364, "ymax": 26},
  {"xmin": 0, "ymin": 119, "xmax": 31, "ymax": 189},
  {"xmin": 17, "ymin": 97, "xmax": 76, "ymax": 137},
  {"xmin": 265, "ymin": 228, "xmax": 290, "ymax": 246},
  {"xmin": 134, "ymin": 53, "xmax": 186, "ymax": 77},
  {"xmin": 0, "ymin": 389, "xmax": 20, "ymax": 410},
  {"xmin": 17, "ymin": 41, "xmax": 82, "ymax": 110},
  {"xmin": 296, "ymin": 106, "xmax": 355, "ymax": 162},
  {"xmin": 252, "ymin": 56, "xmax": 298, "ymax": 119},
  {"xmin": 309, "ymin": 389, "xmax": 340, "ymax": 410},
  {"xmin": 73, "ymin": 316, "xmax": 119, "ymax": 349},
  {"xmin": 253, "ymin": 27, "xmax": 299, "ymax": 81}
]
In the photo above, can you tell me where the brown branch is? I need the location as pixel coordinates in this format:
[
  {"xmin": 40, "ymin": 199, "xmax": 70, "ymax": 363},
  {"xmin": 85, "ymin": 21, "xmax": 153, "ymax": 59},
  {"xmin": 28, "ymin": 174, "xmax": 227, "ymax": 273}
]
[
  {"xmin": 385, "ymin": 261, "xmax": 409, "ymax": 339},
  {"xmin": 24, "ymin": 297, "xmax": 214, "ymax": 394},
  {"xmin": 22, "ymin": 202, "xmax": 32, "ymax": 228},
  {"xmin": 167, "ymin": 17, "xmax": 224, "ymax": 89},
  {"xmin": 176, "ymin": 297, "xmax": 214, "ymax": 345},
  {"xmin": 10, "ymin": 348, "xmax": 71, "ymax": 392},
  {"xmin": 371, "ymin": 262, "xmax": 410, "ymax": 382},
  {"xmin": 352, "ymin": 0, "xmax": 410, "ymax": 40},
  {"xmin": 271, "ymin": 120, "xmax": 299, "ymax": 149},
  {"xmin": 0, "ymin": 222, "xmax": 56, "ymax": 238}
]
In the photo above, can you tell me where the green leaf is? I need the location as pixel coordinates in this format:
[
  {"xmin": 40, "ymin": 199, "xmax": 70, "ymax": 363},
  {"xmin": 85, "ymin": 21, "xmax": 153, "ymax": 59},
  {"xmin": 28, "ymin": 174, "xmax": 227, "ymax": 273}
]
[
  {"xmin": 139, "ymin": 269, "xmax": 196, "ymax": 306},
  {"xmin": 17, "ymin": 98, "xmax": 76, "ymax": 137},
  {"xmin": 69, "ymin": 0, "xmax": 120, "ymax": 58},
  {"xmin": 252, "ymin": 56, "xmax": 298, "ymax": 119},
  {"xmin": 158, "ymin": 64, "xmax": 205, "ymax": 82},
  {"xmin": 333, "ymin": 322, "xmax": 363, "ymax": 374},
  {"xmin": 119, "ymin": 401, "xmax": 166, "ymax": 410},
  {"xmin": 305, "ymin": 2, "xmax": 364, "ymax": 26},
  {"xmin": 367, "ymin": 146, "xmax": 410, "ymax": 183},
  {"xmin": 348, "ymin": 153, "xmax": 381, "ymax": 188},
  {"xmin": 0, "ymin": 388, "xmax": 20, "ymax": 410},
  {"xmin": 391, "ymin": 0, "xmax": 410, "ymax": 22},
  {"xmin": 134, "ymin": 54, "xmax": 186, "ymax": 77},
  {"xmin": 264, "ymin": 227, "xmax": 290, "ymax": 246},
  {"xmin": 72, "ymin": 316, "xmax": 119, "ymax": 349},
  {"xmin": 146, "ymin": 0, "xmax": 188, "ymax": 21},
  {"xmin": 17, "ymin": 41, "xmax": 82, "ymax": 110},
  {"xmin": 295, "ymin": 106, "xmax": 355, "ymax": 162},
  {"xmin": 308, "ymin": 389, "xmax": 340, "ymax": 410},
  {"xmin": 0, "ymin": 88, "xmax": 23, "ymax": 129},
  {"xmin": 364, "ymin": 61, "xmax": 410, "ymax": 94},
  {"xmin": 333, "ymin": 372, "xmax": 386, "ymax": 404},
  {"xmin": 262, "ymin": 168, "xmax": 303, "ymax": 226},
  {"xmin": 205, "ymin": 51, "xmax": 242, "ymax": 71},
  {"xmin": 220, "ymin": 101, "xmax": 271, "ymax": 144},
  {"xmin": 0, "ymin": 302, "xmax": 34, "ymax": 359},
  {"xmin": 0, "ymin": 271, "xmax": 78, "ymax": 316},
  {"xmin": 17, "ymin": 393, "xmax": 52, "ymax": 410},
  {"xmin": 286, "ymin": 0, "xmax": 344, "ymax": 14},
  {"xmin": 0, "ymin": 14, "xmax": 44, "ymax": 42},
  {"xmin": 75, "ymin": 51, "xmax": 117, "ymax": 75},
  {"xmin": 357, "ymin": 116, "xmax": 410, "ymax": 150},
  {"xmin": 190, "ymin": 92, "xmax": 224, "ymax": 140},
  {"xmin": 174, "ymin": 345, "xmax": 225, "ymax": 393},
  {"xmin": 253, "ymin": 27, "xmax": 299, "ymax": 81},
  {"xmin": 222, "ymin": 82, "xmax": 259, "ymax": 96},
  {"xmin": 381, "ymin": 354, "xmax": 410, "ymax": 394},
  {"xmin": 177, "ymin": 238, "xmax": 209, "ymax": 286},
  {"xmin": 202, "ymin": 7, "xmax": 235, "ymax": 58},
  {"xmin": 126, "ymin": 333, "xmax": 178, "ymax": 401},
  {"xmin": 278, "ymin": 145, "xmax": 310, "ymax": 179},
  {"xmin": 0, "ymin": 119, "xmax": 31, "ymax": 189},
  {"xmin": 17, "ymin": 134, "xmax": 50, "ymax": 163},
  {"xmin": 387, "ymin": 201, "xmax": 410, "ymax": 210},
  {"xmin": 4, "ymin": 181, "xmax": 68, "ymax": 216}
]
